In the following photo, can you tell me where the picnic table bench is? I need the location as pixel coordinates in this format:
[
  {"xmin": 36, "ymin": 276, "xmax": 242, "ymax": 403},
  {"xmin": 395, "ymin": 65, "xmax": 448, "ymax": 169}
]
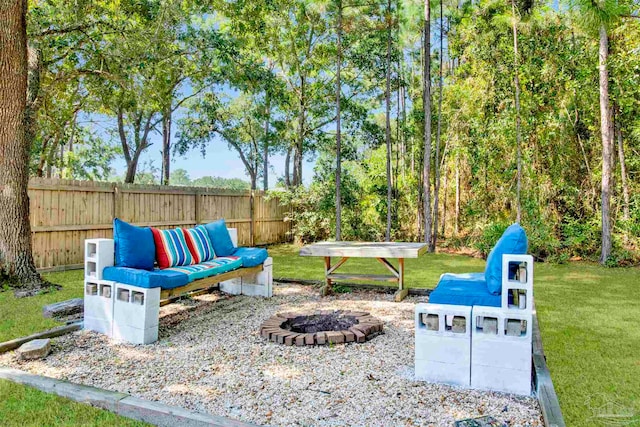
[{"xmin": 299, "ymin": 241, "xmax": 428, "ymax": 301}]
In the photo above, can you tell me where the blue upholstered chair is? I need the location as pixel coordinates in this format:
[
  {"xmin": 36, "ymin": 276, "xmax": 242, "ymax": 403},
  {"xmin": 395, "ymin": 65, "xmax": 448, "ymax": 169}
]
[{"xmin": 428, "ymin": 224, "xmax": 529, "ymax": 307}]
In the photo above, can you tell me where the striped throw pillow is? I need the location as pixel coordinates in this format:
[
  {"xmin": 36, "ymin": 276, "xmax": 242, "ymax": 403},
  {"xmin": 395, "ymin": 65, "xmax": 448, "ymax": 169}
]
[
  {"xmin": 151, "ymin": 228, "xmax": 194, "ymax": 269},
  {"xmin": 183, "ymin": 225, "xmax": 216, "ymax": 263}
]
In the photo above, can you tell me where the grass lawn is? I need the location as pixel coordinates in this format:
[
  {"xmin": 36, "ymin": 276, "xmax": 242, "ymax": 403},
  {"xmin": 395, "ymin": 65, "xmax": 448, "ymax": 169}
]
[
  {"xmin": 0, "ymin": 379, "xmax": 147, "ymax": 426},
  {"xmin": 0, "ymin": 243, "xmax": 638, "ymax": 426}
]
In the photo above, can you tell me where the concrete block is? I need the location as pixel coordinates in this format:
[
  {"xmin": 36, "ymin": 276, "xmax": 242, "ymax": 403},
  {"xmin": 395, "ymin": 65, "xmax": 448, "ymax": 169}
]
[
  {"xmin": 219, "ymin": 279, "xmax": 242, "ymax": 295},
  {"xmin": 472, "ymin": 335, "xmax": 531, "ymax": 371},
  {"xmin": 112, "ymin": 324, "xmax": 158, "ymax": 345},
  {"xmin": 415, "ymin": 303, "xmax": 471, "ymax": 337},
  {"xmin": 227, "ymin": 228, "xmax": 238, "ymax": 248},
  {"xmin": 83, "ymin": 316, "xmax": 112, "ymax": 336},
  {"xmin": 501, "ymin": 254, "xmax": 534, "ymax": 312},
  {"xmin": 84, "ymin": 239, "xmax": 114, "ymax": 280},
  {"xmin": 113, "ymin": 284, "xmax": 160, "ymax": 331},
  {"xmin": 240, "ymin": 283, "xmax": 270, "ymax": 297},
  {"xmin": 415, "ymin": 359, "xmax": 470, "ymax": 387},
  {"xmin": 471, "ymin": 306, "xmax": 532, "ymax": 395},
  {"xmin": 421, "ymin": 313, "xmax": 439, "ymax": 331},
  {"xmin": 415, "ymin": 304, "xmax": 471, "ymax": 387},
  {"xmin": 415, "ymin": 334, "xmax": 470, "ymax": 365},
  {"xmin": 481, "ymin": 317, "xmax": 498, "ymax": 335},
  {"xmin": 239, "ymin": 257, "xmax": 273, "ymax": 298},
  {"xmin": 471, "ymin": 364, "xmax": 532, "ymax": 396},
  {"xmin": 83, "ymin": 280, "xmax": 115, "ymax": 337}
]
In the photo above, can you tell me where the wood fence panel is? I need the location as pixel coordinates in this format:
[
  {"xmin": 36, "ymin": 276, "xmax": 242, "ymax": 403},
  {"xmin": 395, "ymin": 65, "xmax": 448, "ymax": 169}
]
[{"xmin": 28, "ymin": 178, "xmax": 291, "ymax": 270}]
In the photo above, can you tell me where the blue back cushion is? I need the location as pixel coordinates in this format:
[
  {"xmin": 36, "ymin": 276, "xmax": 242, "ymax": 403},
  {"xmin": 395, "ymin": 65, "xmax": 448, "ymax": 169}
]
[
  {"xmin": 484, "ymin": 223, "xmax": 528, "ymax": 295},
  {"xmin": 203, "ymin": 219, "xmax": 235, "ymax": 257},
  {"xmin": 113, "ymin": 218, "xmax": 155, "ymax": 271}
]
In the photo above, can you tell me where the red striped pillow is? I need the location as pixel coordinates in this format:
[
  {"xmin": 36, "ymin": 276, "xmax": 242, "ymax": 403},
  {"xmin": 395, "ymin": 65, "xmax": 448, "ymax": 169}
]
[
  {"xmin": 151, "ymin": 228, "xmax": 194, "ymax": 269},
  {"xmin": 183, "ymin": 225, "xmax": 216, "ymax": 264}
]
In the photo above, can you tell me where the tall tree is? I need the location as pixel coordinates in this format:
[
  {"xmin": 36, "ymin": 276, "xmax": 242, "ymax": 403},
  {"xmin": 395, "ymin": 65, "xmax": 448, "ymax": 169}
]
[
  {"xmin": 385, "ymin": 0, "xmax": 393, "ymax": 242},
  {"xmin": 431, "ymin": 0, "xmax": 444, "ymax": 250},
  {"xmin": 571, "ymin": 0, "xmax": 625, "ymax": 263},
  {"xmin": 0, "ymin": 0, "xmax": 50, "ymax": 293},
  {"xmin": 336, "ymin": 0, "xmax": 343, "ymax": 240},
  {"xmin": 423, "ymin": 0, "xmax": 433, "ymax": 246},
  {"xmin": 510, "ymin": 0, "xmax": 529, "ymax": 223},
  {"xmin": 598, "ymin": 21, "xmax": 614, "ymax": 263}
]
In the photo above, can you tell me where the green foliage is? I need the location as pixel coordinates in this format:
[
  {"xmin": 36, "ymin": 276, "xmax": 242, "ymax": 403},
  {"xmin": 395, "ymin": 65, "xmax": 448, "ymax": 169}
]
[
  {"xmin": 170, "ymin": 168, "xmax": 251, "ymax": 190},
  {"xmin": 23, "ymin": 0, "xmax": 640, "ymax": 264}
]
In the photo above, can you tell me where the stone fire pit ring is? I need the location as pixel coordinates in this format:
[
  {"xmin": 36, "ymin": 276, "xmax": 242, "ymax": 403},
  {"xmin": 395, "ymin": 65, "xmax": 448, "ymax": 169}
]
[{"xmin": 260, "ymin": 310, "xmax": 383, "ymax": 346}]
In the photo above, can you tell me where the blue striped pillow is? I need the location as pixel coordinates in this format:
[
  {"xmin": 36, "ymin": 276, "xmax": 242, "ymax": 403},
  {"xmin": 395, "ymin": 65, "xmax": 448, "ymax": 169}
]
[
  {"xmin": 151, "ymin": 228, "xmax": 194, "ymax": 269},
  {"xmin": 183, "ymin": 225, "xmax": 216, "ymax": 263}
]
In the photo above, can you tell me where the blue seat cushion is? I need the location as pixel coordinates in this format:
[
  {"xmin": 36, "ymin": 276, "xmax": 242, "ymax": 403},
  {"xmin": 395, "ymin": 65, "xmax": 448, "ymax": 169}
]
[
  {"xmin": 428, "ymin": 273, "xmax": 501, "ymax": 307},
  {"xmin": 113, "ymin": 218, "xmax": 155, "ymax": 271},
  {"xmin": 484, "ymin": 223, "xmax": 528, "ymax": 295},
  {"xmin": 165, "ymin": 256, "xmax": 243, "ymax": 282},
  {"xmin": 203, "ymin": 219, "xmax": 236, "ymax": 257},
  {"xmin": 103, "ymin": 266, "xmax": 189, "ymax": 290},
  {"xmin": 232, "ymin": 247, "xmax": 268, "ymax": 268}
]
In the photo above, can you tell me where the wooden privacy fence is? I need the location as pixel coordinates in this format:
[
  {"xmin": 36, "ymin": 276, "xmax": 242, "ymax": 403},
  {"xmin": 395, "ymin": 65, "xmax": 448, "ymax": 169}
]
[{"xmin": 28, "ymin": 178, "xmax": 292, "ymax": 270}]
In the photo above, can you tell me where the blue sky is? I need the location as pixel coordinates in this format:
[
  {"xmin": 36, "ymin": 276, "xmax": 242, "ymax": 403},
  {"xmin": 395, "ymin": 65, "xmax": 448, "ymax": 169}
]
[{"xmin": 112, "ymin": 131, "xmax": 315, "ymax": 187}]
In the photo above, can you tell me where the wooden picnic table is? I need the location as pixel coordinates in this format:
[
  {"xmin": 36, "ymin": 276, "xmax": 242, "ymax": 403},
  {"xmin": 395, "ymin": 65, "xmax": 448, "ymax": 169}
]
[{"xmin": 299, "ymin": 241, "xmax": 428, "ymax": 301}]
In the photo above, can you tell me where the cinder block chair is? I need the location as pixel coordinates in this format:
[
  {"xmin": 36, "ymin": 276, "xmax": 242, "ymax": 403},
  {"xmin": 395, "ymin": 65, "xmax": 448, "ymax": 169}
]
[{"xmin": 415, "ymin": 223, "xmax": 534, "ymax": 395}]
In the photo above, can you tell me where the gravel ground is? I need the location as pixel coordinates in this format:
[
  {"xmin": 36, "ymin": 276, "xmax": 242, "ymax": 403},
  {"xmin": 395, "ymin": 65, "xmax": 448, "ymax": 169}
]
[{"xmin": 1, "ymin": 284, "xmax": 543, "ymax": 427}]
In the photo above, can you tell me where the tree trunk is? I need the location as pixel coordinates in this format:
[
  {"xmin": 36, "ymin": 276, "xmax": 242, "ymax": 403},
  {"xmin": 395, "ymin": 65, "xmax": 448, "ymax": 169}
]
[
  {"xmin": 598, "ymin": 24, "xmax": 613, "ymax": 264},
  {"xmin": 124, "ymin": 160, "xmax": 138, "ymax": 184},
  {"xmin": 511, "ymin": 0, "xmax": 522, "ymax": 224},
  {"xmin": 431, "ymin": 3, "xmax": 444, "ymax": 251},
  {"xmin": 295, "ymin": 77, "xmax": 306, "ymax": 187},
  {"xmin": 385, "ymin": 0, "xmax": 393, "ymax": 242},
  {"xmin": 263, "ymin": 95, "xmax": 270, "ymax": 192},
  {"xmin": 335, "ymin": 0, "xmax": 343, "ymax": 241},
  {"xmin": 422, "ymin": 0, "xmax": 432, "ymax": 247},
  {"xmin": 455, "ymin": 153, "xmax": 460, "ymax": 235},
  {"xmin": 161, "ymin": 108, "xmax": 171, "ymax": 185},
  {"xmin": 616, "ymin": 125, "xmax": 630, "ymax": 222},
  {"xmin": 285, "ymin": 145, "xmax": 292, "ymax": 188},
  {"xmin": 441, "ymin": 162, "xmax": 448, "ymax": 236},
  {"xmin": 0, "ymin": 0, "xmax": 49, "ymax": 293}
]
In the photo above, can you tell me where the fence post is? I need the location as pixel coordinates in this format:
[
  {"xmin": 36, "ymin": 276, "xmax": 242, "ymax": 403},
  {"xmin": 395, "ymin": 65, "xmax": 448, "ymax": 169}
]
[
  {"xmin": 194, "ymin": 190, "xmax": 201, "ymax": 225},
  {"xmin": 112, "ymin": 183, "xmax": 120, "ymax": 220},
  {"xmin": 250, "ymin": 190, "xmax": 255, "ymax": 247}
]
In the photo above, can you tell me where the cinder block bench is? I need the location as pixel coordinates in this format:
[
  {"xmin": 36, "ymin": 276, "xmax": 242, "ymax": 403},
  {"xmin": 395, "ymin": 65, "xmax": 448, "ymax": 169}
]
[{"xmin": 84, "ymin": 227, "xmax": 273, "ymax": 344}]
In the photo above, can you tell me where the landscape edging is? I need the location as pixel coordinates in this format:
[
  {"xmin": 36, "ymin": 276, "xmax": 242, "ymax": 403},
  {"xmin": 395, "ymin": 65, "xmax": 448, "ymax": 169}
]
[
  {"xmin": 532, "ymin": 309, "xmax": 566, "ymax": 427},
  {"xmin": 0, "ymin": 367, "xmax": 262, "ymax": 427}
]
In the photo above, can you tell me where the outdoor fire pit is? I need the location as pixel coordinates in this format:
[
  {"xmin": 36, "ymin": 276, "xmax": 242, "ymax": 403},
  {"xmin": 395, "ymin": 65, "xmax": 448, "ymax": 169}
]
[{"xmin": 260, "ymin": 310, "xmax": 383, "ymax": 346}]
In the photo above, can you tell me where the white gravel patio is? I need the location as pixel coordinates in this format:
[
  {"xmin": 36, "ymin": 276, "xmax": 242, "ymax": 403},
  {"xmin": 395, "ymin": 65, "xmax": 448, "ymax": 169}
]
[{"xmin": 0, "ymin": 284, "xmax": 543, "ymax": 427}]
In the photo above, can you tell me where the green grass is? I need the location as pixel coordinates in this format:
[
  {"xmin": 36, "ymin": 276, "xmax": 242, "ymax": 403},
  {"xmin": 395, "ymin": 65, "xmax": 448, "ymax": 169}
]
[
  {"xmin": 1, "ymin": 244, "xmax": 638, "ymax": 426},
  {"xmin": 0, "ymin": 270, "xmax": 86, "ymax": 342},
  {"xmin": 272, "ymin": 244, "xmax": 640, "ymax": 426},
  {"xmin": 0, "ymin": 379, "xmax": 146, "ymax": 426}
]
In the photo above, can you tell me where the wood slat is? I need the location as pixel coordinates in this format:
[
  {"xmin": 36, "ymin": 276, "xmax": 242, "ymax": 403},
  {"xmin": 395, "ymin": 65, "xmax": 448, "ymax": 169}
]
[
  {"xmin": 159, "ymin": 265, "xmax": 264, "ymax": 302},
  {"xmin": 300, "ymin": 241, "xmax": 428, "ymax": 258},
  {"xmin": 326, "ymin": 273, "xmax": 399, "ymax": 283}
]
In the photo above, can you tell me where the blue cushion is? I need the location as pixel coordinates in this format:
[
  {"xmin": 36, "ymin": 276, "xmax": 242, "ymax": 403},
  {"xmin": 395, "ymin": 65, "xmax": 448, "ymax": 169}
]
[
  {"xmin": 103, "ymin": 266, "xmax": 189, "ymax": 289},
  {"xmin": 484, "ymin": 223, "xmax": 528, "ymax": 295},
  {"xmin": 203, "ymin": 219, "xmax": 235, "ymax": 257},
  {"xmin": 113, "ymin": 218, "xmax": 155, "ymax": 270},
  {"xmin": 428, "ymin": 273, "xmax": 501, "ymax": 307},
  {"xmin": 165, "ymin": 256, "xmax": 243, "ymax": 282},
  {"xmin": 232, "ymin": 247, "xmax": 268, "ymax": 268}
]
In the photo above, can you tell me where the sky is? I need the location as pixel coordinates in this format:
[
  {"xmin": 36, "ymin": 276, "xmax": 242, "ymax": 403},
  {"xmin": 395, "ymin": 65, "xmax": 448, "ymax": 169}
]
[{"xmin": 112, "ymin": 131, "xmax": 315, "ymax": 188}]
